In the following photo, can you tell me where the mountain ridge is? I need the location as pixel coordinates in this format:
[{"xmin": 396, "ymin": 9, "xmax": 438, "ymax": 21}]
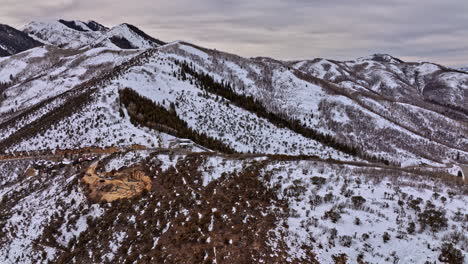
[{"xmin": 22, "ymin": 19, "xmax": 165, "ymax": 50}]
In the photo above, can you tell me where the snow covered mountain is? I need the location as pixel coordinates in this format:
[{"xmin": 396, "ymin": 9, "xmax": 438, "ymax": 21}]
[
  {"xmin": 0, "ymin": 20, "xmax": 466, "ymax": 263},
  {"xmin": 22, "ymin": 20, "xmax": 105, "ymax": 49},
  {"xmin": 23, "ymin": 19, "xmax": 165, "ymax": 50},
  {"xmin": 2, "ymin": 39, "xmax": 466, "ymax": 167}
]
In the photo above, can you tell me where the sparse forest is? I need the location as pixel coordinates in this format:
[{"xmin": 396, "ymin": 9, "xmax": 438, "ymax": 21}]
[
  {"xmin": 119, "ymin": 88, "xmax": 236, "ymax": 154},
  {"xmin": 176, "ymin": 60, "xmax": 393, "ymax": 165}
]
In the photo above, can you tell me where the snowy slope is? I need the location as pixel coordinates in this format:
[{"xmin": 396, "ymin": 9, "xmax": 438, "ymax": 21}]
[
  {"xmin": 10, "ymin": 81, "xmax": 175, "ymax": 152},
  {"xmin": 4, "ymin": 46, "xmax": 354, "ymax": 160},
  {"xmin": 264, "ymin": 159, "xmax": 468, "ymax": 263},
  {"xmin": 0, "ymin": 46, "xmax": 141, "ymax": 146},
  {"xmin": 0, "ymin": 151, "xmax": 466, "ymax": 263},
  {"xmin": 152, "ymin": 43, "xmax": 468, "ymax": 167},
  {"xmin": 112, "ymin": 51, "xmax": 355, "ymax": 159}
]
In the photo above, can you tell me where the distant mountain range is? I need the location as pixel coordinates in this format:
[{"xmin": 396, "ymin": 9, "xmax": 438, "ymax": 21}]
[
  {"xmin": 0, "ymin": 19, "xmax": 466, "ymax": 264},
  {"xmin": 21, "ymin": 19, "xmax": 165, "ymax": 50}
]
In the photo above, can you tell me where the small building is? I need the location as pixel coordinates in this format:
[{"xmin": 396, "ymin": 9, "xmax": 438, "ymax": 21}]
[
  {"xmin": 168, "ymin": 138, "xmax": 194, "ymax": 149},
  {"xmin": 168, "ymin": 138, "xmax": 214, "ymax": 152}
]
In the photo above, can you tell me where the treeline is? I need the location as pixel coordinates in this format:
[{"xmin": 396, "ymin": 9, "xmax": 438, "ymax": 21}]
[
  {"xmin": 0, "ymin": 81, "xmax": 11, "ymax": 90},
  {"xmin": 119, "ymin": 88, "xmax": 236, "ymax": 154},
  {"xmin": 177, "ymin": 60, "xmax": 392, "ymax": 165},
  {"xmin": 0, "ymin": 81, "xmax": 11, "ymax": 97}
]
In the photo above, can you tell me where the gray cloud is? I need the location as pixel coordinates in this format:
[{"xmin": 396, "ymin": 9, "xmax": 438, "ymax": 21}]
[{"xmin": 1, "ymin": 0, "xmax": 467, "ymax": 66}]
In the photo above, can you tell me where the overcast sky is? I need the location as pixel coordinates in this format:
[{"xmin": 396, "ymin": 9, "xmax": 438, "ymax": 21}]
[{"xmin": 1, "ymin": 0, "xmax": 467, "ymax": 66}]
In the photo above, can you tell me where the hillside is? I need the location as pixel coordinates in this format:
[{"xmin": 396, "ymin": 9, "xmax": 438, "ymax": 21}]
[
  {"xmin": 0, "ymin": 149, "xmax": 466, "ymax": 263},
  {"xmin": 0, "ymin": 19, "xmax": 466, "ymax": 264}
]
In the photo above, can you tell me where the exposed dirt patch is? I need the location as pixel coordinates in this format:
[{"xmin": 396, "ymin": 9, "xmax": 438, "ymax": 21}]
[
  {"xmin": 81, "ymin": 162, "xmax": 151, "ymax": 202},
  {"xmin": 24, "ymin": 167, "xmax": 38, "ymax": 178}
]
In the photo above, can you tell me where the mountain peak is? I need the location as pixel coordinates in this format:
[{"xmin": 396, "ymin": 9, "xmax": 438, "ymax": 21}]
[
  {"xmin": 119, "ymin": 23, "xmax": 166, "ymax": 46},
  {"xmin": 85, "ymin": 20, "xmax": 109, "ymax": 31},
  {"xmin": 21, "ymin": 19, "xmax": 165, "ymax": 50}
]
